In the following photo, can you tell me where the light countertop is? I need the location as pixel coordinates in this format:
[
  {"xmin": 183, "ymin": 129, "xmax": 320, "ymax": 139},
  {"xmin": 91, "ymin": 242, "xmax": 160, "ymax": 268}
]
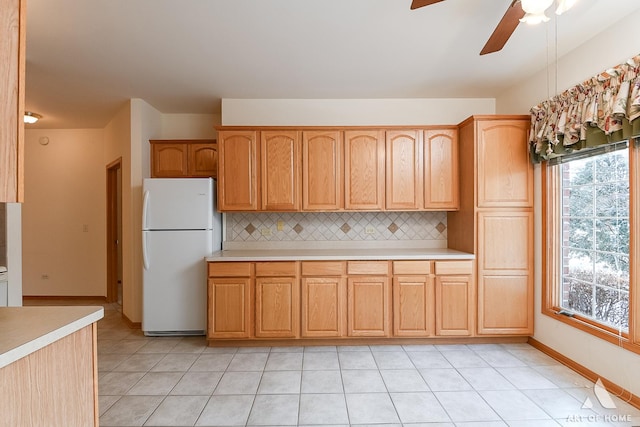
[
  {"xmin": 206, "ymin": 248, "xmax": 474, "ymax": 262},
  {"xmin": 0, "ymin": 306, "xmax": 104, "ymax": 369}
]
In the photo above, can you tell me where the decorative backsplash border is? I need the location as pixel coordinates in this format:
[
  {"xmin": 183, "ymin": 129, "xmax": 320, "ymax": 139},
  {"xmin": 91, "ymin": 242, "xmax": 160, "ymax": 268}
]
[{"xmin": 225, "ymin": 211, "xmax": 447, "ymax": 243}]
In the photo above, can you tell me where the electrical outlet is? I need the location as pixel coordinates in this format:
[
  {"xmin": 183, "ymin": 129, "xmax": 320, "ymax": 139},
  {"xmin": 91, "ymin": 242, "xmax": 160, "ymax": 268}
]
[
  {"xmin": 82, "ymin": 224, "xmax": 89, "ymax": 232},
  {"xmin": 277, "ymin": 220, "xmax": 284, "ymax": 231},
  {"xmin": 41, "ymin": 274, "xmax": 49, "ymax": 280},
  {"xmin": 365, "ymin": 226, "xmax": 376, "ymax": 234},
  {"xmin": 261, "ymin": 228, "xmax": 272, "ymax": 237}
]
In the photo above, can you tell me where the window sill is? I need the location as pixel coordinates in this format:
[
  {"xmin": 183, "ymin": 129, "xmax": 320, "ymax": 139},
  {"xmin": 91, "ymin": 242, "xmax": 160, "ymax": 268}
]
[{"xmin": 542, "ymin": 306, "xmax": 640, "ymax": 356}]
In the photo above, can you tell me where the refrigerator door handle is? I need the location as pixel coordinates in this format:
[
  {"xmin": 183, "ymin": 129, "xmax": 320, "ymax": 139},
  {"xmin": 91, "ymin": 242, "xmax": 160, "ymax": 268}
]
[
  {"xmin": 142, "ymin": 190, "xmax": 150, "ymax": 230},
  {"xmin": 142, "ymin": 232, "xmax": 150, "ymax": 270}
]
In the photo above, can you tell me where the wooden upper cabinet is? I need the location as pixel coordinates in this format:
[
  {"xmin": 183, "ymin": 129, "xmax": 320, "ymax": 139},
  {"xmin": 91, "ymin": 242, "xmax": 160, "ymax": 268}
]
[
  {"xmin": 0, "ymin": 0, "xmax": 26, "ymax": 202},
  {"xmin": 302, "ymin": 130, "xmax": 343, "ymax": 210},
  {"xmin": 476, "ymin": 120, "xmax": 532, "ymax": 208},
  {"xmin": 150, "ymin": 140, "xmax": 217, "ymax": 178},
  {"xmin": 188, "ymin": 143, "xmax": 218, "ymax": 177},
  {"xmin": 151, "ymin": 143, "xmax": 188, "ymax": 177},
  {"xmin": 386, "ymin": 130, "xmax": 423, "ymax": 210},
  {"xmin": 424, "ymin": 129, "xmax": 459, "ymax": 210},
  {"xmin": 344, "ymin": 130, "xmax": 385, "ymax": 210},
  {"xmin": 261, "ymin": 130, "xmax": 301, "ymax": 211},
  {"xmin": 218, "ymin": 131, "xmax": 259, "ymax": 211}
]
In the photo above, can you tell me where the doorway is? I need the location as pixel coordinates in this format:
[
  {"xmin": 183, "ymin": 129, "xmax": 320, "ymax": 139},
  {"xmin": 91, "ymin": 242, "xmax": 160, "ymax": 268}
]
[{"xmin": 106, "ymin": 158, "xmax": 123, "ymax": 304}]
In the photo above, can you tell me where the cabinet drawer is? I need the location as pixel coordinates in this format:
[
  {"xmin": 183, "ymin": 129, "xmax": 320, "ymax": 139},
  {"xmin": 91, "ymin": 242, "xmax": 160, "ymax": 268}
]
[
  {"xmin": 393, "ymin": 260, "xmax": 432, "ymax": 275},
  {"xmin": 434, "ymin": 260, "xmax": 473, "ymax": 275},
  {"xmin": 347, "ymin": 261, "xmax": 389, "ymax": 275},
  {"xmin": 255, "ymin": 262, "xmax": 297, "ymax": 277},
  {"xmin": 208, "ymin": 262, "xmax": 252, "ymax": 277},
  {"xmin": 301, "ymin": 261, "xmax": 345, "ymax": 276}
]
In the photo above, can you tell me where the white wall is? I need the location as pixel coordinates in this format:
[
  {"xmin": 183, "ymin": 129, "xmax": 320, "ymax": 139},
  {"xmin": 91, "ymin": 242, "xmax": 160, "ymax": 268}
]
[
  {"xmin": 161, "ymin": 113, "xmax": 220, "ymax": 139},
  {"xmin": 19, "ymin": 100, "xmax": 219, "ymax": 321},
  {"xmin": 126, "ymin": 99, "xmax": 162, "ymax": 322},
  {"xmin": 6, "ymin": 203, "xmax": 22, "ymax": 305},
  {"xmin": 22, "ymin": 129, "xmax": 106, "ymax": 296},
  {"xmin": 496, "ymin": 9, "xmax": 640, "ymax": 114},
  {"xmin": 496, "ymin": 9, "xmax": 640, "ymax": 397},
  {"xmin": 104, "ymin": 102, "xmax": 133, "ymax": 318},
  {"xmin": 222, "ymin": 99, "xmax": 495, "ymax": 126}
]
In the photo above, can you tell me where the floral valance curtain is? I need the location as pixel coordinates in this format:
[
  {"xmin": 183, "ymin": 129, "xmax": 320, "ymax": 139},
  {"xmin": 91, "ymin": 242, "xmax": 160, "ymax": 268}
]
[{"xmin": 529, "ymin": 54, "xmax": 640, "ymax": 163}]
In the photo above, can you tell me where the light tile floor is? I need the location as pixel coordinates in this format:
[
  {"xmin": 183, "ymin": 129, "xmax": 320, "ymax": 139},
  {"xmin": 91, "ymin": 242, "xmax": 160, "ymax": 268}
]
[{"xmin": 34, "ymin": 301, "xmax": 640, "ymax": 426}]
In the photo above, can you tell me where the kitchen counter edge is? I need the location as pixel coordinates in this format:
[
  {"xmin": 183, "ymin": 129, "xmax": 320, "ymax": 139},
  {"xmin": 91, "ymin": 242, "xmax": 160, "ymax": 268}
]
[
  {"xmin": 206, "ymin": 248, "xmax": 475, "ymax": 262},
  {"xmin": 0, "ymin": 306, "xmax": 104, "ymax": 369}
]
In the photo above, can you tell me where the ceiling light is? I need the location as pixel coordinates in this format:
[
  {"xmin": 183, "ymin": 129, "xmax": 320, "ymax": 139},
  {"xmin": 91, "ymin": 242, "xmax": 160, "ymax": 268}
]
[
  {"xmin": 520, "ymin": 0, "xmax": 554, "ymax": 25},
  {"xmin": 555, "ymin": 0, "xmax": 578, "ymax": 15},
  {"xmin": 24, "ymin": 111, "xmax": 42, "ymax": 124}
]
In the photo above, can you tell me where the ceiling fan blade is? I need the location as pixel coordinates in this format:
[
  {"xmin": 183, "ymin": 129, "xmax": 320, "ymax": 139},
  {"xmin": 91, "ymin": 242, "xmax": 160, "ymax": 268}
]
[
  {"xmin": 410, "ymin": 0, "xmax": 445, "ymax": 10},
  {"xmin": 480, "ymin": 0, "xmax": 525, "ymax": 55}
]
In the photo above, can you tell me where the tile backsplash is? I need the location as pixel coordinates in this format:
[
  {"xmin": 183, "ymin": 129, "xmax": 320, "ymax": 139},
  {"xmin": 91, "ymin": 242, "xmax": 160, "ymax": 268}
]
[{"xmin": 225, "ymin": 211, "xmax": 447, "ymax": 244}]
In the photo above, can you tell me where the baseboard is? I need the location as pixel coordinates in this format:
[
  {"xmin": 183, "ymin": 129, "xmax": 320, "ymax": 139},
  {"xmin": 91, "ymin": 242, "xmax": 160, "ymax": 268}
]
[
  {"xmin": 23, "ymin": 295, "xmax": 107, "ymax": 302},
  {"xmin": 528, "ymin": 337, "xmax": 640, "ymax": 410},
  {"xmin": 209, "ymin": 336, "xmax": 529, "ymax": 347},
  {"xmin": 122, "ymin": 312, "xmax": 141, "ymax": 329}
]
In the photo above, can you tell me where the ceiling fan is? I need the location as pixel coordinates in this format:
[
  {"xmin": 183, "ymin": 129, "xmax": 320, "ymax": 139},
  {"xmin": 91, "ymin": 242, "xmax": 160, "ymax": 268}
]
[{"xmin": 410, "ymin": 0, "xmax": 577, "ymax": 55}]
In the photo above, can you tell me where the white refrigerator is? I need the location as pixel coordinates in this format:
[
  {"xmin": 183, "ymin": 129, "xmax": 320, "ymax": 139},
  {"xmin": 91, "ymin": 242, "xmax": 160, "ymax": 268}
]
[{"xmin": 142, "ymin": 178, "xmax": 222, "ymax": 336}]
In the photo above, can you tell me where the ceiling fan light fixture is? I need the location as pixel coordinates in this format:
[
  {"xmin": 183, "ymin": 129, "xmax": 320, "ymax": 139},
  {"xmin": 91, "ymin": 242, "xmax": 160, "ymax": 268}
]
[
  {"xmin": 519, "ymin": 0, "xmax": 553, "ymax": 24},
  {"xmin": 24, "ymin": 111, "xmax": 42, "ymax": 124},
  {"xmin": 520, "ymin": 11, "xmax": 550, "ymax": 25}
]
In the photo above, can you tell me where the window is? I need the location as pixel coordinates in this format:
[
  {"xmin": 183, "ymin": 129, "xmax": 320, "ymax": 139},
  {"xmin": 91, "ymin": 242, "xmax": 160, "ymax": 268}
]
[
  {"xmin": 542, "ymin": 140, "xmax": 640, "ymax": 350},
  {"xmin": 558, "ymin": 146, "xmax": 629, "ymax": 331}
]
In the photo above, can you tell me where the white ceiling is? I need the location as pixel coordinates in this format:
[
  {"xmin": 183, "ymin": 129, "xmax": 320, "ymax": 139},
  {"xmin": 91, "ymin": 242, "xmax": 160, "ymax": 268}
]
[{"xmin": 24, "ymin": 0, "xmax": 640, "ymax": 129}]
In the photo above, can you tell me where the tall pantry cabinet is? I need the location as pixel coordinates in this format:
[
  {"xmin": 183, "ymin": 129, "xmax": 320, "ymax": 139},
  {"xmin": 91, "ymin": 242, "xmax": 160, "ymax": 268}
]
[
  {"xmin": 448, "ymin": 116, "xmax": 534, "ymax": 335},
  {"xmin": 0, "ymin": 0, "xmax": 26, "ymax": 203}
]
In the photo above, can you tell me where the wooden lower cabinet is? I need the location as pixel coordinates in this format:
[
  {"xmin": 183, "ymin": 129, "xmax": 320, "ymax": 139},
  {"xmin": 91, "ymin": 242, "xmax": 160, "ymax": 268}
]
[
  {"xmin": 0, "ymin": 324, "xmax": 98, "ymax": 427},
  {"xmin": 206, "ymin": 258, "xmax": 531, "ymax": 343},
  {"xmin": 393, "ymin": 275, "xmax": 434, "ymax": 337},
  {"xmin": 478, "ymin": 275, "xmax": 531, "ymax": 334},
  {"xmin": 477, "ymin": 210, "xmax": 533, "ymax": 335},
  {"xmin": 207, "ymin": 278, "xmax": 252, "ymax": 339},
  {"xmin": 435, "ymin": 273, "xmax": 474, "ymax": 336},
  {"xmin": 301, "ymin": 277, "xmax": 346, "ymax": 337},
  {"xmin": 347, "ymin": 276, "xmax": 390, "ymax": 337},
  {"xmin": 255, "ymin": 277, "xmax": 300, "ymax": 338}
]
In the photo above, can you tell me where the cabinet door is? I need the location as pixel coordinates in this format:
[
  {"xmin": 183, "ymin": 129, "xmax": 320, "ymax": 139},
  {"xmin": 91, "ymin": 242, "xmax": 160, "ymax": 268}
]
[
  {"xmin": 218, "ymin": 131, "xmax": 259, "ymax": 211},
  {"xmin": 477, "ymin": 210, "xmax": 533, "ymax": 334},
  {"xmin": 435, "ymin": 275, "xmax": 473, "ymax": 336},
  {"xmin": 477, "ymin": 120, "xmax": 532, "ymax": 207},
  {"xmin": 344, "ymin": 130, "xmax": 385, "ymax": 210},
  {"xmin": 188, "ymin": 143, "xmax": 218, "ymax": 178},
  {"xmin": 208, "ymin": 278, "xmax": 252, "ymax": 339},
  {"xmin": 0, "ymin": 0, "xmax": 25, "ymax": 203},
  {"xmin": 347, "ymin": 276, "xmax": 390, "ymax": 337},
  {"xmin": 261, "ymin": 131, "xmax": 301, "ymax": 211},
  {"xmin": 386, "ymin": 130, "xmax": 422, "ymax": 210},
  {"xmin": 302, "ymin": 131, "xmax": 343, "ymax": 210},
  {"xmin": 424, "ymin": 129, "xmax": 459, "ymax": 210},
  {"xmin": 255, "ymin": 277, "xmax": 300, "ymax": 338},
  {"xmin": 152, "ymin": 143, "xmax": 188, "ymax": 177},
  {"xmin": 301, "ymin": 277, "xmax": 346, "ymax": 337},
  {"xmin": 393, "ymin": 275, "xmax": 433, "ymax": 337}
]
